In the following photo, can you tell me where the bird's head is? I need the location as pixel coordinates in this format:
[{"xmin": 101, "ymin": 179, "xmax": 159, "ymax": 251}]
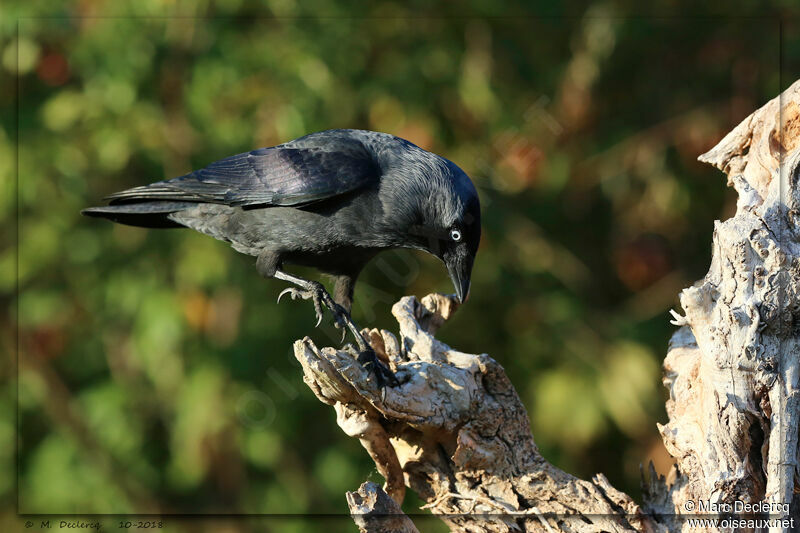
[
  {"xmin": 437, "ymin": 190, "xmax": 480, "ymax": 304},
  {"xmin": 394, "ymin": 153, "xmax": 481, "ymax": 304}
]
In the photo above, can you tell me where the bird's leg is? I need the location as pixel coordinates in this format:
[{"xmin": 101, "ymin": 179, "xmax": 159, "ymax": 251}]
[
  {"xmin": 272, "ymin": 269, "xmax": 397, "ymax": 388},
  {"xmin": 332, "ymin": 274, "xmax": 357, "ymax": 343}
]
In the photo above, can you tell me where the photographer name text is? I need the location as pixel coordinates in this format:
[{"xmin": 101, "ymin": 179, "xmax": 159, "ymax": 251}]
[{"xmin": 683, "ymin": 498, "xmax": 790, "ymax": 515}]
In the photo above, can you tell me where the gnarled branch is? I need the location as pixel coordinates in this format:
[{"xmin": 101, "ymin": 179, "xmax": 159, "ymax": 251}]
[
  {"xmin": 295, "ymin": 294, "xmax": 658, "ymax": 532},
  {"xmin": 293, "ymin": 81, "xmax": 800, "ymax": 532}
]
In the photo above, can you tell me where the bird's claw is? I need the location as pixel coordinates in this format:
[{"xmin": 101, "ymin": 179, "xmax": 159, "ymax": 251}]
[
  {"xmin": 276, "ymin": 285, "xmax": 327, "ymax": 328},
  {"xmin": 328, "ymin": 304, "xmax": 349, "ymax": 330},
  {"xmin": 277, "ymin": 282, "xmax": 386, "ymax": 384},
  {"xmin": 356, "ymin": 347, "xmax": 398, "ymax": 390},
  {"xmin": 276, "ymin": 287, "xmax": 298, "ymax": 304}
]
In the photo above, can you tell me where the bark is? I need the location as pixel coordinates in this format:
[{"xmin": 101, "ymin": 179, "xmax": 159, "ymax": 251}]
[
  {"xmin": 652, "ymin": 80, "xmax": 800, "ymax": 532},
  {"xmin": 347, "ymin": 481, "xmax": 420, "ymax": 533},
  {"xmin": 296, "ymin": 295, "xmax": 656, "ymax": 532},
  {"xmin": 293, "ymin": 81, "xmax": 800, "ymax": 532}
]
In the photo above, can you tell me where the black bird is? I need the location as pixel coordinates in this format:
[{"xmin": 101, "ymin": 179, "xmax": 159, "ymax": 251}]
[{"xmin": 83, "ymin": 129, "xmax": 481, "ymax": 385}]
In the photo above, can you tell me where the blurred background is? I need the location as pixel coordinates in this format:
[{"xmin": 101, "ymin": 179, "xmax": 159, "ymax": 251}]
[{"xmin": 3, "ymin": 1, "xmax": 799, "ymax": 532}]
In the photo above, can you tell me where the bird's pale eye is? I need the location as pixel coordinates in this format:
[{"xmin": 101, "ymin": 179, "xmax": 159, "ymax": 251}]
[{"xmin": 450, "ymin": 228, "xmax": 462, "ymax": 242}]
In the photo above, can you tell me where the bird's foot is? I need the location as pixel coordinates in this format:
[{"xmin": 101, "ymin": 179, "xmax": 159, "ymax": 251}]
[
  {"xmin": 277, "ymin": 280, "xmax": 394, "ymax": 387},
  {"xmin": 349, "ymin": 345, "xmax": 399, "ymax": 389},
  {"xmin": 277, "ymin": 281, "xmax": 345, "ymax": 329},
  {"xmin": 328, "ymin": 303, "xmax": 353, "ymax": 342}
]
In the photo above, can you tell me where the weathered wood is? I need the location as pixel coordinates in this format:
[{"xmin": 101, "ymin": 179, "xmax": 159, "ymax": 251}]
[
  {"xmin": 653, "ymin": 80, "xmax": 800, "ymax": 532},
  {"xmin": 293, "ymin": 81, "xmax": 800, "ymax": 532},
  {"xmin": 347, "ymin": 481, "xmax": 420, "ymax": 533},
  {"xmin": 295, "ymin": 294, "xmax": 659, "ymax": 532}
]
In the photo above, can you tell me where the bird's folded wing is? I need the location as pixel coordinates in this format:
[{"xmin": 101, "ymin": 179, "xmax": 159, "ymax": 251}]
[{"xmin": 105, "ymin": 139, "xmax": 380, "ymax": 209}]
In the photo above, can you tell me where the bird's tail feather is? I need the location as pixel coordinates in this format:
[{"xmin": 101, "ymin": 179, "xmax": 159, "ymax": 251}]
[{"xmin": 81, "ymin": 201, "xmax": 197, "ymax": 228}]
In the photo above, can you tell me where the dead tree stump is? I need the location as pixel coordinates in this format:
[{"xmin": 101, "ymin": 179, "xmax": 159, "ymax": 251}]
[{"xmin": 293, "ymin": 81, "xmax": 800, "ymax": 532}]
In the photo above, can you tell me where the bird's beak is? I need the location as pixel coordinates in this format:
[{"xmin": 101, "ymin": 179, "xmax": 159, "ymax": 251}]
[{"xmin": 446, "ymin": 253, "xmax": 473, "ymax": 304}]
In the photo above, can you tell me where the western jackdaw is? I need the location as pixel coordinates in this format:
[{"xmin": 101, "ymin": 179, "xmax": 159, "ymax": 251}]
[{"xmin": 83, "ymin": 129, "xmax": 481, "ymax": 385}]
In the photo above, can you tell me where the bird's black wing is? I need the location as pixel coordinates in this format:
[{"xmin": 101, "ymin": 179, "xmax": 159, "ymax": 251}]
[{"xmin": 104, "ymin": 134, "xmax": 380, "ymax": 209}]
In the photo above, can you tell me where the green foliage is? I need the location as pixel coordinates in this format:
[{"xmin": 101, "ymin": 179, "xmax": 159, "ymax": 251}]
[{"xmin": 4, "ymin": 1, "xmax": 796, "ymax": 529}]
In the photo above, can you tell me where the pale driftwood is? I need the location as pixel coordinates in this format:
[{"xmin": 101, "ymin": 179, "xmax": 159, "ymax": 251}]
[
  {"xmin": 653, "ymin": 80, "xmax": 800, "ymax": 532},
  {"xmin": 293, "ymin": 81, "xmax": 800, "ymax": 532}
]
